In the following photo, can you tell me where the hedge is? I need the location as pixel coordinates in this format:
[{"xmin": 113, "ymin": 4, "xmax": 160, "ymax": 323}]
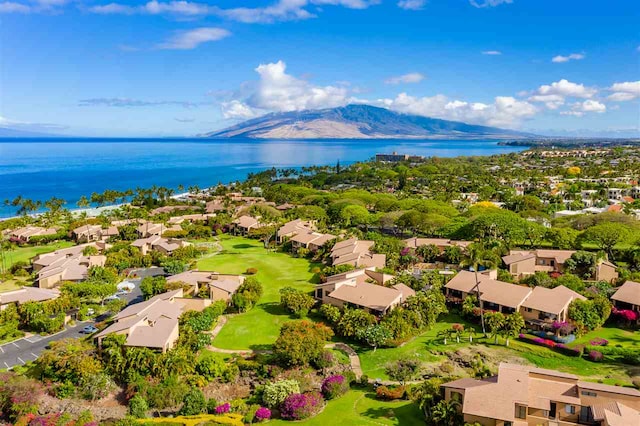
[{"xmin": 518, "ymin": 334, "xmax": 581, "ymax": 357}]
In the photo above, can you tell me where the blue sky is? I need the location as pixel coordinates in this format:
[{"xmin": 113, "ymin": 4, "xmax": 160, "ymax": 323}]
[{"xmin": 1, "ymin": 0, "xmax": 639, "ymax": 136}]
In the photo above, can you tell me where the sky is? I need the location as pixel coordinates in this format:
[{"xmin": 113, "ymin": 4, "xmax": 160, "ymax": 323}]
[{"xmin": 0, "ymin": 0, "xmax": 639, "ymax": 137}]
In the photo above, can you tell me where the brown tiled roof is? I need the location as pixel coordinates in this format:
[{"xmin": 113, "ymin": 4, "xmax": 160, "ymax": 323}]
[
  {"xmin": 0, "ymin": 287, "xmax": 60, "ymax": 305},
  {"xmin": 125, "ymin": 317, "xmax": 178, "ymax": 349},
  {"xmin": 611, "ymin": 280, "xmax": 640, "ymax": 306},
  {"xmin": 328, "ymin": 282, "xmax": 402, "ymax": 311},
  {"xmin": 520, "ymin": 285, "xmax": 585, "ymax": 315},
  {"xmin": 577, "ymin": 381, "xmax": 640, "ymax": 397},
  {"xmin": 445, "ymin": 271, "xmax": 532, "ymax": 309},
  {"xmin": 502, "ymin": 252, "xmax": 536, "ymax": 265}
]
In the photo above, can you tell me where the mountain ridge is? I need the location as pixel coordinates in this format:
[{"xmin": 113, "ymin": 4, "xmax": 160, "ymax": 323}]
[{"xmin": 204, "ymin": 104, "xmax": 534, "ymax": 139}]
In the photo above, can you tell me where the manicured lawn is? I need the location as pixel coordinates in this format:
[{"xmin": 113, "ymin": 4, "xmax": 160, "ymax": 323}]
[
  {"xmin": 357, "ymin": 313, "xmax": 637, "ymax": 385},
  {"xmin": 197, "ymin": 236, "xmax": 320, "ymax": 350},
  {"xmin": 572, "ymin": 324, "xmax": 640, "ymax": 349},
  {"xmin": 5, "ymin": 241, "xmax": 74, "ymax": 269},
  {"xmin": 0, "ymin": 277, "xmax": 30, "ymax": 292},
  {"xmin": 269, "ymin": 389, "xmax": 423, "ymax": 426}
]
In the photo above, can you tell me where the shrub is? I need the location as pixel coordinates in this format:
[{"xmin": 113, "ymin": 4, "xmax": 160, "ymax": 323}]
[
  {"xmin": 128, "ymin": 395, "xmax": 148, "ymax": 419},
  {"xmin": 588, "ymin": 350, "xmax": 603, "ymax": 362},
  {"xmin": 246, "ymin": 268, "xmax": 258, "ymax": 275},
  {"xmin": 280, "ymin": 392, "xmax": 323, "ymax": 420},
  {"xmin": 589, "ymin": 338, "xmax": 609, "ymax": 346},
  {"xmin": 321, "ymin": 375, "xmax": 349, "ymax": 400},
  {"xmin": 262, "ymin": 379, "xmax": 300, "ymax": 408},
  {"xmin": 375, "ymin": 385, "xmax": 406, "ymax": 400},
  {"xmin": 517, "ymin": 334, "xmax": 581, "ymax": 357},
  {"xmin": 255, "ymin": 407, "xmax": 271, "ymax": 422},
  {"xmin": 206, "ymin": 398, "xmax": 219, "ymax": 414},
  {"xmin": 319, "ymin": 304, "xmax": 341, "ymax": 324},
  {"xmin": 178, "ymin": 388, "xmax": 207, "ymax": 415}
]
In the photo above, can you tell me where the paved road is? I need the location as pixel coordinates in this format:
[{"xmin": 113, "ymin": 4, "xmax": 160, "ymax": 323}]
[{"xmin": 0, "ymin": 320, "xmax": 92, "ymax": 370}]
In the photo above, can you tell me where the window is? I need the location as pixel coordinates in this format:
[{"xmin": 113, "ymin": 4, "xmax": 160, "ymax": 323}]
[
  {"xmin": 565, "ymin": 405, "xmax": 576, "ymax": 415},
  {"xmin": 515, "ymin": 405, "xmax": 527, "ymax": 419},
  {"xmin": 581, "ymin": 390, "xmax": 597, "ymax": 397},
  {"xmin": 450, "ymin": 391, "xmax": 462, "ymax": 402},
  {"xmin": 315, "ymin": 289, "xmax": 322, "ymax": 298},
  {"xmin": 505, "ymin": 422, "xmax": 512, "ymax": 426}
]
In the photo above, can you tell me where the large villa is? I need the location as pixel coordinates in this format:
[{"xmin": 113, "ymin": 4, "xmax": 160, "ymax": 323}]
[{"xmin": 442, "ymin": 362, "xmax": 640, "ymax": 425}]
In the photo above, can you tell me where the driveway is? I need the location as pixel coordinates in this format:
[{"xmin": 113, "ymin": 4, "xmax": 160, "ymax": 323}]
[{"xmin": 0, "ymin": 320, "xmax": 92, "ymax": 370}]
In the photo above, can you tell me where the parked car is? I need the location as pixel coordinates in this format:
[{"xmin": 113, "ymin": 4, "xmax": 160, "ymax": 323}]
[
  {"xmin": 104, "ymin": 295, "xmax": 120, "ymax": 302},
  {"xmin": 86, "ymin": 308, "xmax": 95, "ymax": 316},
  {"xmin": 81, "ymin": 325, "xmax": 98, "ymax": 334}
]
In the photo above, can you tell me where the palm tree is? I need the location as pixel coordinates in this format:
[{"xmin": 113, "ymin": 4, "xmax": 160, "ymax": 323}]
[
  {"xmin": 431, "ymin": 399, "xmax": 462, "ymax": 426},
  {"xmin": 460, "ymin": 242, "xmax": 500, "ymax": 336}
]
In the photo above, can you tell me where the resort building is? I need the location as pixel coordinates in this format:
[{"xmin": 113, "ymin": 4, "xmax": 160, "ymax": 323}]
[
  {"xmin": 445, "ymin": 270, "xmax": 586, "ymax": 325},
  {"xmin": 314, "ymin": 268, "xmax": 413, "ymax": 315},
  {"xmin": 277, "ymin": 219, "xmax": 316, "ymax": 243},
  {"xmin": 442, "ymin": 362, "xmax": 640, "ymax": 426},
  {"xmin": 404, "ymin": 237, "xmax": 472, "ymax": 252},
  {"xmin": 9, "ymin": 226, "xmax": 59, "ymax": 243},
  {"xmin": 72, "ymin": 224, "xmax": 119, "ymax": 243},
  {"xmin": 166, "ymin": 270, "xmax": 245, "ymax": 302},
  {"xmin": 130, "ymin": 235, "xmax": 191, "ymax": 256},
  {"xmin": 502, "ymin": 249, "xmax": 618, "ymax": 283},
  {"xmin": 610, "ymin": 280, "xmax": 640, "ymax": 313},
  {"xmin": 330, "ymin": 238, "xmax": 386, "ymax": 269},
  {"xmin": 136, "ymin": 222, "xmax": 182, "ymax": 238},
  {"xmin": 95, "ymin": 289, "xmax": 188, "ymax": 353},
  {"xmin": 0, "ymin": 287, "xmax": 60, "ymax": 311},
  {"xmin": 231, "ymin": 215, "xmax": 262, "ymax": 235},
  {"xmin": 167, "ymin": 213, "xmax": 215, "ymax": 225},
  {"xmin": 205, "ymin": 199, "xmax": 226, "ymax": 214},
  {"xmin": 291, "ymin": 231, "xmax": 336, "ymax": 252},
  {"xmin": 33, "ymin": 244, "xmax": 107, "ymax": 289},
  {"xmin": 150, "ymin": 205, "xmax": 192, "ymax": 215}
]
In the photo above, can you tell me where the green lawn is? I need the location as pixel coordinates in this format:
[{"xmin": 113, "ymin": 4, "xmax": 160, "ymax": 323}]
[
  {"xmin": 197, "ymin": 236, "xmax": 320, "ymax": 350},
  {"xmin": 357, "ymin": 313, "xmax": 637, "ymax": 385},
  {"xmin": 269, "ymin": 389, "xmax": 423, "ymax": 426},
  {"xmin": 572, "ymin": 324, "xmax": 640, "ymax": 349},
  {"xmin": 0, "ymin": 277, "xmax": 30, "ymax": 292},
  {"xmin": 4, "ymin": 241, "xmax": 74, "ymax": 269}
]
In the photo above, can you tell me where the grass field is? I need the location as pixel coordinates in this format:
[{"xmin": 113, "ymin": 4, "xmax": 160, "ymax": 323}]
[
  {"xmin": 269, "ymin": 389, "xmax": 423, "ymax": 426},
  {"xmin": 4, "ymin": 241, "xmax": 74, "ymax": 270},
  {"xmin": 197, "ymin": 236, "xmax": 320, "ymax": 350},
  {"xmin": 357, "ymin": 313, "xmax": 638, "ymax": 385},
  {"xmin": 572, "ymin": 324, "xmax": 639, "ymax": 348}
]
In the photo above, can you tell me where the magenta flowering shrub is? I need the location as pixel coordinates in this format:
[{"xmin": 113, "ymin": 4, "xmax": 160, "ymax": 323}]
[
  {"xmin": 255, "ymin": 407, "xmax": 271, "ymax": 421},
  {"xmin": 612, "ymin": 307, "xmax": 639, "ymax": 322},
  {"xmin": 215, "ymin": 403, "xmax": 231, "ymax": 414},
  {"xmin": 518, "ymin": 334, "xmax": 581, "ymax": 356},
  {"xmin": 589, "ymin": 338, "xmax": 609, "ymax": 346},
  {"xmin": 400, "ymin": 247, "xmax": 411, "ymax": 257},
  {"xmin": 552, "ymin": 321, "xmax": 574, "ymax": 335},
  {"xmin": 588, "ymin": 350, "xmax": 603, "ymax": 362},
  {"xmin": 532, "ymin": 337, "xmax": 545, "ymax": 344},
  {"xmin": 280, "ymin": 392, "xmax": 323, "ymax": 420},
  {"xmin": 321, "ymin": 375, "xmax": 349, "ymax": 400}
]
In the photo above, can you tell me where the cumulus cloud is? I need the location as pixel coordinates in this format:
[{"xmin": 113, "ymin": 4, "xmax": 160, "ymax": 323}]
[
  {"xmin": 0, "ymin": 2, "xmax": 31, "ymax": 13},
  {"xmin": 607, "ymin": 81, "xmax": 640, "ymax": 101},
  {"xmin": 381, "ymin": 93, "xmax": 536, "ymax": 128},
  {"xmin": 158, "ymin": 27, "xmax": 231, "ymax": 50},
  {"xmin": 87, "ymin": 0, "xmax": 379, "ymax": 22},
  {"xmin": 527, "ymin": 94, "xmax": 565, "ymax": 110},
  {"xmin": 384, "ymin": 72, "xmax": 425, "ymax": 85},
  {"xmin": 469, "ymin": 0, "xmax": 512, "ymax": 8},
  {"xmin": 397, "ymin": 0, "xmax": 426, "ymax": 10},
  {"xmin": 78, "ymin": 98, "xmax": 205, "ymax": 107},
  {"xmin": 551, "ymin": 53, "xmax": 585, "ymax": 63},
  {"xmin": 560, "ymin": 100, "xmax": 606, "ymax": 117},
  {"xmin": 535, "ymin": 79, "xmax": 597, "ymax": 99},
  {"xmin": 482, "ymin": 50, "xmax": 502, "ymax": 55},
  {"xmin": 221, "ymin": 100, "xmax": 261, "ymax": 119}
]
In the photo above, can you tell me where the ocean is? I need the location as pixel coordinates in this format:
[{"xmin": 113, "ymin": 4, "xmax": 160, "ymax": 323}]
[{"xmin": 0, "ymin": 138, "xmax": 525, "ymax": 218}]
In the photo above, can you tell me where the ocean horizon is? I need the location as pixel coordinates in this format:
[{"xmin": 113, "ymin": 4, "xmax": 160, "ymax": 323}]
[{"xmin": 0, "ymin": 138, "xmax": 525, "ymax": 218}]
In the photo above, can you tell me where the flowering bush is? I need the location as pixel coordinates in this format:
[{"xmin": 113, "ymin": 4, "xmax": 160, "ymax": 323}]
[
  {"xmin": 400, "ymin": 247, "xmax": 411, "ymax": 257},
  {"xmin": 280, "ymin": 392, "xmax": 323, "ymax": 420},
  {"xmin": 533, "ymin": 337, "xmax": 545, "ymax": 344},
  {"xmin": 543, "ymin": 339, "xmax": 556, "ymax": 348},
  {"xmin": 612, "ymin": 307, "xmax": 639, "ymax": 322},
  {"xmin": 552, "ymin": 321, "xmax": 574, "ymax": 335},
  {"xmin": 375, "ymin": 385, "xmax": 406, "ymax": 400},
  {"xmin": 215, "ymin": 403, "xmax": 231, "ymax": 414},
  {"xmin": 589, "ymin": 338, "xmax": 609, "ymax": 346},
  {"xmin": 452, "ymin": 323, "xmax": 464, "ymax": 332},
  {"xmin": 321, "ymin": 375, "xmax": 349, "ymax": 400},
  {"xmin": 518, "ymin": 334, "xmax": 581, "ymax": 357},
  {"xmin": 588, "ymin": 350, "xmax": 603, "ymax": 362},
  {"xmin": 255, "ymin": 407, "xmax": 271, "ymax": 421}
]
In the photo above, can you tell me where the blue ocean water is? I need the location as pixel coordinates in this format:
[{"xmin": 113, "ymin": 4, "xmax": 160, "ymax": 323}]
[{"xmin": 0, "ymin": 138, "xmax": 524, "ymax": 218}]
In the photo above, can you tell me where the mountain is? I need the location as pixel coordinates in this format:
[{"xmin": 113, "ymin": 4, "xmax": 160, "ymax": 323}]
[
  {"xmin": 0, "ymin": 127, "xmax": 64, "ymax": 138},
  {"xmin": 204, "ymin": 104, "xmax": 533, "ymax": 139}
]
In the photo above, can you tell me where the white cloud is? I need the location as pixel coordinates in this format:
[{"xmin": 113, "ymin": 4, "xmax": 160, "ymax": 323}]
[
  {"xmin": 561, "ymin": 100, "xmax": 606, "ymax": 117},
  {"xmin": 158, "ymin": 27, "xmax": 231, "ymax": 50},
  {"xmin": 536, "ymin": 79, "xmax": 597, "ymax": 99},
  {"xmin": 527, "ymin": 94, "xmax": 565, "ymax": 110},
  {"xmin": 0, "ymin": 1, "xmax": 31, "ymax": 13},
  {"xmin": 380, "ymin": 93, "xmax": 537, "ymax": 128},
  {"xmin": 607, "ymin": 81, "xmax": 640, "ymax": 101},
  {"xmin": 551, "ymin": 53, "xmax": 585, "ymax": 63},
  {"xmin": 87, "ymin": 0, "xmax": 378, "ymax": 22},
  {"xmin": 482, "ymin": 50, "xmax": 502, "ymax": 55},
  {"xmin": 384, "ymin": 72, "xmax": 425, "ymax": 85},
  {"xmin": 397, "ymin": 0, "xmax": 426, "ymax": 10},
  {"xmin": 221, "ymin": 100, "xmax": 260, "ymax": 119},
  {"xmin": 469, "ymin": 0, "xmax": 512, "ymax": 8}
]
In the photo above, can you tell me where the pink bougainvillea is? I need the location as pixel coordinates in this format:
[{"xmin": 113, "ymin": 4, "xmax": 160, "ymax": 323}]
[
  {"xmin": 255, "ymin": 407, "xmax": 271, "ymax": 421},
  {"xmin": 215, "ymin": 403, "xmax": 230, "ymax": 414}
]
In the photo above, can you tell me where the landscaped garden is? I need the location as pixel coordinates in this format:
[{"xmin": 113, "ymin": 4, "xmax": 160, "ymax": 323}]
[
  {"xmin": 4, "ymin": 241, "xmax": 74, "ymax": 270},
  {"xmin": 269, "ymin": 388, "xmax": 423, "ymax": 426},
  {"xmin": 197, "ymin": 236, "xmax": 320, "ymax": 350}
]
